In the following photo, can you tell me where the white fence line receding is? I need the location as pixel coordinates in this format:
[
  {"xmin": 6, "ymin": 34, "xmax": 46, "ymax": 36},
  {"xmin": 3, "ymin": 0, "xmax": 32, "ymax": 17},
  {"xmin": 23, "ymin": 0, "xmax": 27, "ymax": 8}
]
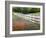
[{"xmin": 13, "ymin": 13, "xmax": 40, "ymax": 24}]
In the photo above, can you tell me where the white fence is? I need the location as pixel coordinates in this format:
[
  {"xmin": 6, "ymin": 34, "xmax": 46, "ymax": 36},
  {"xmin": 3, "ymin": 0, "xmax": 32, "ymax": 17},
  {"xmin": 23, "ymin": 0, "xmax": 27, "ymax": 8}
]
[
  {"xmin": 13, "ymin": 13, "xmax": 40, "ymax": 24},
  {"xmin": 31, "ymin": 16, "xmax": 40, "ymax": 24}
]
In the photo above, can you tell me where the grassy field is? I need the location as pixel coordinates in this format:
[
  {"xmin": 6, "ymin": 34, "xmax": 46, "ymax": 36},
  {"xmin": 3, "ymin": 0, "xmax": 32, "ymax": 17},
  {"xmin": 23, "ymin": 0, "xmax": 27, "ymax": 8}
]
[{"xmin": 12, "ymin": 13, "xmax": 40, "ymax": 31}]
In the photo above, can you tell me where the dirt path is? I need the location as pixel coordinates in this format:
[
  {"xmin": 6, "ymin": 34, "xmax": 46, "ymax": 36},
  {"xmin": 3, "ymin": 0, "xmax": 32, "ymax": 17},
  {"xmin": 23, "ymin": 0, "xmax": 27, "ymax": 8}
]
[{"xmin": 12, "ymin": 15, "xmax": 40, "ymax": 31}]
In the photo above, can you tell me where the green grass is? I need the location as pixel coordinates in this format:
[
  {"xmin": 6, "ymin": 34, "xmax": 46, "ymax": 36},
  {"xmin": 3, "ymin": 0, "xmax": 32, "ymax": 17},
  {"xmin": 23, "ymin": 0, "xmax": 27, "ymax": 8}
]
[{"xmin": 12, "ymin": 13, "xmax": 40, "ymax": 30}]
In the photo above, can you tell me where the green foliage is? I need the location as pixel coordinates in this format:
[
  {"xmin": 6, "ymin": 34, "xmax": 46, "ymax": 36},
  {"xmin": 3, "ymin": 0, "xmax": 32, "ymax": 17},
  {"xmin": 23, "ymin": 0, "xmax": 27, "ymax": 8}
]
[
  {"xmin": 12, "ymin": 7, "xmax": 40, "ymax": 14},
  {"xmin": 29, "ymin": 8, "xmax": 40, "ymax": 13}
]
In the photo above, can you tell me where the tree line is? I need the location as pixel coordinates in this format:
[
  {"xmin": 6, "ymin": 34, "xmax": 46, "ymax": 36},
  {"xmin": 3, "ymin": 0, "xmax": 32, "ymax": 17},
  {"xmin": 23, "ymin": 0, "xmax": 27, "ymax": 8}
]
[{"xmin": 12, "ymin": 7, "xmax": 40, "ymax": 14}]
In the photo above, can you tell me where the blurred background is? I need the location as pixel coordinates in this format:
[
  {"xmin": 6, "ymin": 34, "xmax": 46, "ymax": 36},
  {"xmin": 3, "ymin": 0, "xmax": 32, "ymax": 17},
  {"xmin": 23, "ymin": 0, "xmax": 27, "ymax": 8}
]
[{"xmin": 12, "ymin": 7, "xmax": 40, "ymax": 14}]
